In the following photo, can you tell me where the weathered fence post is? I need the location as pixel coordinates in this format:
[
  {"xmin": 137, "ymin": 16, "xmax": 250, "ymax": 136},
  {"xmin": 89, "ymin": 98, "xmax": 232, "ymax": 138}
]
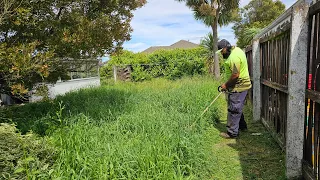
[
  {"xmin": 252, "ymin": 39, "xmax": 261, "ymax": 122},
  {"xmin": 113, "ymin": 66, "xmax": 117, "ymax": 82},
  {"xmin": 286, "ymin": 1, "xmax": 309, "ymax": 178}
]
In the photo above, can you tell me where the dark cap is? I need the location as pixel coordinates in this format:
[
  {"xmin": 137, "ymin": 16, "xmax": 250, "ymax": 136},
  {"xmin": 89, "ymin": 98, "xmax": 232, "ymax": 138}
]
[{"xmin": 216, "ymin": 39, "xmax": 231, "ymax": 54}]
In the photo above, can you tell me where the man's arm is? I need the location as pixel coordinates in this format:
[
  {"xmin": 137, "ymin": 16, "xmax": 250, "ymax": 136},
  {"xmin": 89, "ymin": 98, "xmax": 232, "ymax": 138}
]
[{"xmin": 221, "ymin": 63, "xmax": 240, "ymax": 89}]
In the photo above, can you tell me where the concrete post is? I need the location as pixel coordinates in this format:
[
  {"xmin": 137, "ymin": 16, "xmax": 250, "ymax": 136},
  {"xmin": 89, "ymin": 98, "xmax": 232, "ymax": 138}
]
[
  {"xmin": 252, "ymin": 39, "xmax": 261, "ymax": 122},
  {"xmin": 286, "ymin": 1, "xmax": 309, "ymax": 178}
]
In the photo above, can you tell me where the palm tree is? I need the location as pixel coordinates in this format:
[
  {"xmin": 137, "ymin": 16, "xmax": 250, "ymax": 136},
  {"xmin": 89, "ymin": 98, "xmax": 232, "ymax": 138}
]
[
  {"xmin": 200, "ymin": 33, "xmax": 214, "ymax": 74},
  {"xmin": 201, "ymin": 33, "xmax": 224, "ymax": 74},
  {"xmin": 176, "ymin": 0, "xmax": 239, "ymax": 79}
]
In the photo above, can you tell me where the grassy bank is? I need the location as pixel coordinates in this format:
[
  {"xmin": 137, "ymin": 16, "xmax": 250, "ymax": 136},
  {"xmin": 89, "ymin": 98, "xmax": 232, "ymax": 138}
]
[{"xmin": 0, "ymin": 76, "xmax": 285, "ymax": 179}]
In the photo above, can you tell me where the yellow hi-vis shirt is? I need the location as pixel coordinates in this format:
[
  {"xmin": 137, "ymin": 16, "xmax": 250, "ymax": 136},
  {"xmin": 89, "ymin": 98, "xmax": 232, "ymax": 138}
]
[{"xmin": 224, "ymin": 47, "xmax": 252, "ymax": 92}]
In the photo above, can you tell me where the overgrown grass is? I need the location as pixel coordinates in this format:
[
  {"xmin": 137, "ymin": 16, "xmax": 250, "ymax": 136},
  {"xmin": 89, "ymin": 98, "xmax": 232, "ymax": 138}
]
[{"xmin": 0, "ymin": 76, "xmax": 285, "ymax": 179}]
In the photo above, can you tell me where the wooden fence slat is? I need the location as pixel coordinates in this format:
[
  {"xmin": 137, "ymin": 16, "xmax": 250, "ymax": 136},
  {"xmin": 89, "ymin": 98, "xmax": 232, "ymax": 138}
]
[
  {"xmin": 309, "ymin": 1, "xmax": 320, "ymax": 16},
  {"xmin": 261, "ymin": 79, "xmax": 288, "ymax": 93},
  {"xmin": 304, "ymin": 4, "xmax": 320, "ymax": 178},
  {"xmin": 259, "ymin": 30, "xmax": 290, "ymax": 145}
]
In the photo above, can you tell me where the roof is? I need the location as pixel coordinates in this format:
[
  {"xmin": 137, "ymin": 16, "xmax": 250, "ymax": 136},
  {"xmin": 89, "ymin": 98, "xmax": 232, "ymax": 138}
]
[{"xmin": 141, "ymin": 40, "xmax": 199, "ymax": 54}]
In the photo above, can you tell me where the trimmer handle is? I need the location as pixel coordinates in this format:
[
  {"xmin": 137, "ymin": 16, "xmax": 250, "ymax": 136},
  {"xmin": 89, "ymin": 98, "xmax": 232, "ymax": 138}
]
[{"xmin": 218, "ymin": 86, "xmax": 228, "ymax": 92}]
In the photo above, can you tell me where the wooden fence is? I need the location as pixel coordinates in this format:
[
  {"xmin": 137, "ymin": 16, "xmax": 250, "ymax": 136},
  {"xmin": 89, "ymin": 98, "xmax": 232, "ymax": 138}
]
[
  {"xmin": 303, "ymin": 1, "xmax": 320, "ymax": 179},
  {"xmin": 260, "ymin": 30, "xmax": 290, "ymax": 147},
  {"xmin": 113, "ymin": 65, "xmax": 132, "ymax": 82},
  {"xmin": 250, "ymin": 0, "xmax": 314, "ymax": 178}
]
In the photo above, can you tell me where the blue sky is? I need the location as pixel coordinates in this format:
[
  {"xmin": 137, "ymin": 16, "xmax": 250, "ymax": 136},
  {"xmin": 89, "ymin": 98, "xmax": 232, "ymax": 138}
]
[{"xmin": 122, "ymin": 0, "xmax": 296, "ymax": 53}]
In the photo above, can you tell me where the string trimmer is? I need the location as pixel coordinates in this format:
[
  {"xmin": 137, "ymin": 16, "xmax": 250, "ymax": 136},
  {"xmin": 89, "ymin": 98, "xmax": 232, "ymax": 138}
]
[
  {"xmin": 189, "ymin": 86, "xmax": 228, "ymax": 129},
  {"xmin": 200, "ymin": 86, "xmax": 227, "ymax": 117}
]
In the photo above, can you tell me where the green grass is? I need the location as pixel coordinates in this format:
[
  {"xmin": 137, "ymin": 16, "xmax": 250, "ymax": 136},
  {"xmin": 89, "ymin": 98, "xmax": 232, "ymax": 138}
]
[
  {"xmin": 0, "ymin": 76, "xmax": 285, "ymax": 179},
  {"xmin": 212, "ymin": 102, "xmax": 286, "ymax": 179}
]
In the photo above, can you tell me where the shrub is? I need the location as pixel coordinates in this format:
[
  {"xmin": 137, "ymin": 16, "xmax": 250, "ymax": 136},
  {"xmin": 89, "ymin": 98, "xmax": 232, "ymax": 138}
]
[
  {"xmin": 0, "ymin": 123, "xmax": 56, "ymax": 179},
  {"xmin": 100, "ymin": 48, "xmax": 207, "ymax": 81}
]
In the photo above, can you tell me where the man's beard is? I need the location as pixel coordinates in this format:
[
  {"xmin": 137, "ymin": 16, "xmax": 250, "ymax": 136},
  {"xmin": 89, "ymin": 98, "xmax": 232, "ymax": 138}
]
[{"xmin": 223, "ymin": 51, "xmax": 231, "ymax": 59}]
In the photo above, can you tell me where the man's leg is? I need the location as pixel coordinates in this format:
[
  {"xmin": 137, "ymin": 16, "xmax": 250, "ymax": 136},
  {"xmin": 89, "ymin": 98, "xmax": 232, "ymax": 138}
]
[
  {"xmin": 239, "ymin": 113, "xmax": 248, "ymax": 130},
  {"xmin": 226, "ymin": 91, "xmax": 248, "ymax": 136}
]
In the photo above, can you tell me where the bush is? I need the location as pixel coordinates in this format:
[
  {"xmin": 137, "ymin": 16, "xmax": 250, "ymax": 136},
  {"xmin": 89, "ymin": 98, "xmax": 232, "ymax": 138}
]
[
  {"xmin": 100, "ymin": 48, "xmax": 207, "ymax": 81},
  {"xmin": 0, "ymin": 123, "xmax": 56, "ymax": 179}
]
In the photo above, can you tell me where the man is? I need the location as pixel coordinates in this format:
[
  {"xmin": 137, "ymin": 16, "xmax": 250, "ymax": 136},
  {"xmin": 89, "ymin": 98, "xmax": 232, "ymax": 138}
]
[{"xmin": 216, "ymin": 39, "xmax": 252, "ymax": 138}]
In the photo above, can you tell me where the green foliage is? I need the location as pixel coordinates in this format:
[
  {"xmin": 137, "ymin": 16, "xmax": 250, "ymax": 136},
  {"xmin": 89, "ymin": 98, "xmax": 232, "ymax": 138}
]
[
  {"xmin": 242, "ymin": 27, "xmax": 262, "ymax": 44},
  {"xmin": 34, "ymin": 84, "xmax": 50, "ymax": 101},
  {"xmin": 100, "ymin": 50, "xmax": 150, "ymax": 80},
  {"xmin": 148, "ymin": 49, "xmax": 207, "ymax": 80},
  {"xmin": 0, "ymin": 0, "xmax": 146, "ymax": 58},
  {"xmin": 176, "ymin": 0, "xmax": 239, "ymax": 27},
  {"xmin": 200, "ymin": 33, "xmax": 225, "ymax": 74},
  {"xmin": 176, "ymin": 0, "xmax": 240, "ymax": 77},
  {"xmin": 100, "ymin": 48, "xmax": 208, "ymax": 81},
  {"xmin": 233, "ymin": 0, "xmax": 286, "ymax": 48},
  {"xmin": 0, "ymin": 123, "xmax": 56, "ymax": 179},
  {"xmin": 0, "ymin": 0, "xmax": 146, "ymax": 97},
  {"xmin": 0, "ymin": 42, "xmax": 60, "ymax": 96}
]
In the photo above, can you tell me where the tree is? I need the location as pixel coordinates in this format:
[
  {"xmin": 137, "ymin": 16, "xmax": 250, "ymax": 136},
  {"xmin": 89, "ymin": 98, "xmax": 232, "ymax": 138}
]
[
  {"xmin": 0, "ymin": 0, "xmax": 18, "ymax": 24},
  {"xmin": 242, "ymin": 27, "xmax": 262, "ymax": 45},
  {"xmin": 0, "ymin": 0, "xmax": 146, "ymax": 97},
  {"xmin": 1, "ymin": 0, "xmax": 146, "ymax": 58},
  {"xmin": 176, "ymin": 0, "xmax": 239, "ymax": 78},
  {"xmin": 233, "ymin": 0, "xmax": 285, "ymax": 48},
  {"xmin": 0, "ymin": 42, "xmax": 55, "ymax": 99},
  {"xmin": 200, "ymin": 33, "xmax": 224, "ymax": 74},
  {"xmin": 200, "ymin": 33, "xmax": 215, "ymax": 74}
]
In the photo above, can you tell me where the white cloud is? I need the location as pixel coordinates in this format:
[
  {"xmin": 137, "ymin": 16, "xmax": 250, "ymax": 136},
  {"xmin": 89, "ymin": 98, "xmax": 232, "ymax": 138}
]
[
  {"xmin": 124, "ymin": 0, "xmax": 215, "ymax": 52},
  {"xmin": 124, "ymin": 42, "xmax": 149, "ymax": 52},
  {"xmin": 123, "ymin": 0, "xmax": 296, "ymax": 53},
  {"xmin": 125, "ymin": 42, "xmax": 147, "ymax": 49}
]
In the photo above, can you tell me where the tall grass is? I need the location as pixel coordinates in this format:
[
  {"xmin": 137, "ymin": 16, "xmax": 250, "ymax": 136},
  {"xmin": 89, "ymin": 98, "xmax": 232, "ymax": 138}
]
[
  {"xmin": 51, "ymin": 77, "xmax": 224, "ymax": 179},
  {"xmin": 1, "ymin": 76, "xmax": 226, "ymax": 179}
]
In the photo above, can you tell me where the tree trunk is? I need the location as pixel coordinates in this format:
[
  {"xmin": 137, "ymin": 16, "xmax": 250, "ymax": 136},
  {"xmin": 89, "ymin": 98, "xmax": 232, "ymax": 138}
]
[{"xmin": 212, "ymin": 19, "xmax": 220, "ymax": 79}]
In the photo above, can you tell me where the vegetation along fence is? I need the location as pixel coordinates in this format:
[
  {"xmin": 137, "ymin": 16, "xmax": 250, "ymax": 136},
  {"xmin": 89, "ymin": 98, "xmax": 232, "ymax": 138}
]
[{"xmin": 111, "ymin": 60, "xmax": 206, "ymax": 82}]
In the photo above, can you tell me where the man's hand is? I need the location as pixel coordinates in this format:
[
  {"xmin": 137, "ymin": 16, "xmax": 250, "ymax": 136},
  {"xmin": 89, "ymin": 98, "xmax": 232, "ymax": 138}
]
[{"xmin": 221, "ymin": 83, "xmax": 227, "ymax": 90}]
